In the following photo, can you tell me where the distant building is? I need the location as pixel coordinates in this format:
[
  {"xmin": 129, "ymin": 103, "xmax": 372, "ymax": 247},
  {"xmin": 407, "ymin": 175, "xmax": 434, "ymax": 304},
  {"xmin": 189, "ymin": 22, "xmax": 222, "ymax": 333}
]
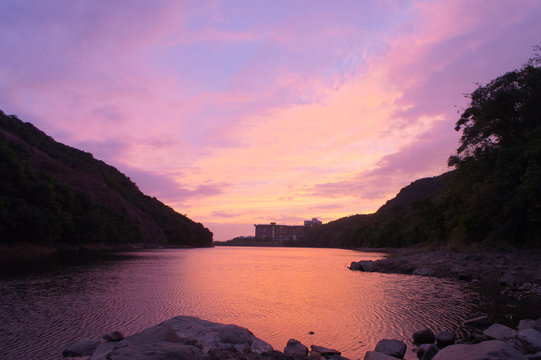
[
  {"xmin": 304, "ymin": 218, "xmax": 322, "ymax": 226},
  {"xmin": 254, "ymin": 218, "xmax": 322, "ymax": 241}
]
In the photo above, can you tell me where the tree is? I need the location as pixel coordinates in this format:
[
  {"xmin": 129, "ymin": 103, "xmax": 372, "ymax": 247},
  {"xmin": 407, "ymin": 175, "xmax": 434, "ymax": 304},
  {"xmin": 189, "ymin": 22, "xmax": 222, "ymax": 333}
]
[
  {"xmin": 449, "ymin": 52, "xmax": 541, "ymax": 166},
  {"xmin": 445, "ymin": 50, "xmax": 541, "ymax": 245}
]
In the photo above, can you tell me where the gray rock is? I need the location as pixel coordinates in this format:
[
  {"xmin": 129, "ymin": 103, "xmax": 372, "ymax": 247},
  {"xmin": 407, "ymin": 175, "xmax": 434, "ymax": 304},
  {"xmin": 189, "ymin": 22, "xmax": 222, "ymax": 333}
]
[
  {"xmin": 103, "ymin": 331, "xmax": 124, "ymax": 341},
  {"xmin": 327, "ymin": 355, "xmax": 350, "ymax": 360},
  {"xmin": 526, "ymin": 351, "xmax": 541, "ymax": 360},
  {"xmin": 413, "ymin": 328, "xmax": 435, "ymax": 345},
  {"xmin": 284, "ymin": 339, "xmax": 308, "ymax": 358},
  {"xmin": 464, "ymin": 316, "xmax": 492, "ymax": 330},
  {"xmin": 63, "ymin": 338, "xmax": 101, "ymax": 357},
  {"xmin": 108, "ymin": 343, "xmax": 202, "ymax": 360},
  {"xmin": 308, "ymin": 351, "xmax": 325, "ymax": 360},
  {"xmin": 218, "ymin": 324, "xmax": 252, "ymax": 344},
  {"xmin": 374, "ymin": 339, "xmax": 407, "ymax": 359},
  {"xmin": 417, "ymin": 344, "xmax": 432, "ymax": 359},
  {"xmin": 357, "ymin": 260, "xmax": 376, "ymax": 272},
  {"xmin": 128, "ymin": 323, "xmax": 182, "ymax": 345},
  {"xmin": 311, "ymin": 345, "xmax": 341, "ymax": 357},
  {"xmin": 470, "ymin": 333, "xmax": 491, "ymax": 343},
  {"xmin": 435, "ymin": 331, "xmax": 455, "ymax": 348},
  {"xmin": 432, "ymin": 340, "xmax": 527, "ymax": 360},
  {"xmin": 125, "ymin": 316, "xmax": 273, "ymax": 356},
  {"xmin": 420, "ymin": 344, "xmax": 439, "ymax": 360},
  {"xmin": 364, "ymin": 351, "xmax": 400, "ymax": 360},
  {"xmin": 520, "ymin": 320, "xmax": 538, "ymax": 332},
  {"xmin": 89, "ymin": 341, "xmax": 119, "ymax": 360},
  {"xmin": 350, "ymin": 261, "xmax": 362, "ymax": 270},
  {"xmin": 518, "ymin": 329, "xmax": 541, "ymax": 353},
  {"xmin": 413, "ymin": 268, "xmax": 434, "ymax": 276},
  {"xmin": 483, "ymin": 323, "xmax": 518, "ymax": 341}
]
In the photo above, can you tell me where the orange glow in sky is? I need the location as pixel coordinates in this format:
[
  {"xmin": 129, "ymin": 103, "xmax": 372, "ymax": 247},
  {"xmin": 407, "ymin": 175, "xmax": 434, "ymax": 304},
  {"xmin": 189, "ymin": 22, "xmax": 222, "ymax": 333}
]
[{"xmin": 1, "ymin": 1, "xmax": 540, "ymax": 240}]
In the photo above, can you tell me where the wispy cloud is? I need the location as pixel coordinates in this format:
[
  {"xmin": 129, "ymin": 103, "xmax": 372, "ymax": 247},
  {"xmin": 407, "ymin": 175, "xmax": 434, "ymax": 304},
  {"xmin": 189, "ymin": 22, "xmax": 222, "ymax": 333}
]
[{"xmin": 1, "ymin": 0, "xmax": 540, "ymax": 240}]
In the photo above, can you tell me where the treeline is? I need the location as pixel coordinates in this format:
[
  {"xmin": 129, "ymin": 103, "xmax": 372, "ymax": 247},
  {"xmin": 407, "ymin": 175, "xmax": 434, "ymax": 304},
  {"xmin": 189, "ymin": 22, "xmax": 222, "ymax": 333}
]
[
  {"xmin": 0, "ymin": 111, "xmax": 212, "ymax": 248},
  {"xmin": 304, "ymin": 55, "xmax": 541, "ymax": 248}
]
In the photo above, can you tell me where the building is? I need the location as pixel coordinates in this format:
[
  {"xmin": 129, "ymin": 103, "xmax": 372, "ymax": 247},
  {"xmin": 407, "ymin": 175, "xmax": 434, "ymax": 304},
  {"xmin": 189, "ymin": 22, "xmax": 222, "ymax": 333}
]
[
  {"xmin": 304, "ymin": 218, "xmax": 322, "ymax": 226},
  {"xmin": 254, "ymin": 218, "xmax": 322, "ymax": 241}
]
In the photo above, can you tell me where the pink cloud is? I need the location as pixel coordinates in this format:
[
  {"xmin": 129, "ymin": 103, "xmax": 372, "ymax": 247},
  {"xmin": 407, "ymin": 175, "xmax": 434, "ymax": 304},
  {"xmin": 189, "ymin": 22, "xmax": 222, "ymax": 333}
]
[
  {"xmin": 1, "ymin": 1, "xmax": 541, "ymax": 241},
  {"xmin": 210, "ymin": 211, "xmax": 241, "ymax": 218},
  {"xmin": 309, "ymin": 118, "xmax": 459, "ymax": 200}
]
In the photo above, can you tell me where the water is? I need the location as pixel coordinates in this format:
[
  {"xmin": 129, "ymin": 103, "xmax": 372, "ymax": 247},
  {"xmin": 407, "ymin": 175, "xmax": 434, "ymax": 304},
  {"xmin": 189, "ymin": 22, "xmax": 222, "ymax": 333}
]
[{"xmin": 0, "ymin": 247, "xmax": 490, "ymax": 359}]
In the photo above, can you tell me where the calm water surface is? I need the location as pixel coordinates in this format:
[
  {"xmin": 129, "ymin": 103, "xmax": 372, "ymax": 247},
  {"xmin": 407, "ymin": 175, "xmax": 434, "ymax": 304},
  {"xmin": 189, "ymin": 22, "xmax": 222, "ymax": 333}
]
[{"xmin": 1, "ymin": 247, "xmax": 490, "ymax": 359}]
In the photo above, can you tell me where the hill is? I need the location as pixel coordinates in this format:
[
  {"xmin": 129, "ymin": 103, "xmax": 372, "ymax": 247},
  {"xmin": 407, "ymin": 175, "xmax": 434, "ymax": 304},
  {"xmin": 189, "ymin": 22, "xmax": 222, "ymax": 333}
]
[
  {"xmin": 0, "ymin": 110, "xmax": 212, "ymax": 250},
  {"xmin": 299, "ymin": 172, "xmax": 454, "ymax": 248}
]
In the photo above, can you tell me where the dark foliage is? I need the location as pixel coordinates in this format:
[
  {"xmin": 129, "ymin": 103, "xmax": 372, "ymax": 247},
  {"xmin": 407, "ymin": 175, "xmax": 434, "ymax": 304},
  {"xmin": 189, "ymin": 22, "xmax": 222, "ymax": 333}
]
[
  {"xmin": 300, "ymin": 173, "xmax": 453, "ymax": 248},
  {"xmin": 443, "ymin": 58, "xmax": 541, "ymax": 245},
  {"xmin": 0, "ymin": 111, "xmax": 212, "ymax": 247}
]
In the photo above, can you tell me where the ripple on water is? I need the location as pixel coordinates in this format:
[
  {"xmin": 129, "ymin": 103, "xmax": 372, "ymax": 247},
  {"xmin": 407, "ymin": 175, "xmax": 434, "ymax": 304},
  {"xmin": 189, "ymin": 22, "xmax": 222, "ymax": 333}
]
[{"xmin": 0, "ymin": 248, "xmax": 490, "ymax": 360}]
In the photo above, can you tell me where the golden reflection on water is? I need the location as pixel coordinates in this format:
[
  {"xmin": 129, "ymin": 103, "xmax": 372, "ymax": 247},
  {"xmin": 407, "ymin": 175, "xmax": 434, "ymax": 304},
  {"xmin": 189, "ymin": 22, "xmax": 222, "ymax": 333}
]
[{"xmin": 159, "ymin": 247, "xmax": 479, "ymax": 359}]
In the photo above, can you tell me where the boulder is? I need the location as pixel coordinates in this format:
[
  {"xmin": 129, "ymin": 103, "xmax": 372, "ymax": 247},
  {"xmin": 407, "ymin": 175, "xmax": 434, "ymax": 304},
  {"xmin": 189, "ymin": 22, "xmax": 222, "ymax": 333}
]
[
  {"xmin": 128, "ymin": 323, "xmax": 182, "ymax": 345},
  {"xmin": 311, "ymin": 345, "xmax": 341, "ymax": 357},
  {"xmin": 420, "ymin": 344, "xmax": 439, "ymax": 360},
  {"xmin": 161, "ymin": 316, "xmax": 273, "ymax": 354},
  {"xmin": 470, "ymin": 333, "xmax": 491, "ymax": 343},
  {"xmin": 284, "ymin": 339, "xmax": 308, "ymax": 358},
  {"xmin": 90, "ymin": 341, "xmax": 125, "ymax": 360},
  {"xmin": 435, "ymin": 331, "xmax": 455, "ymax": 348},
  {"xmin": 364, "ymin": 351, "xmax": 401, "ymax": 360},
  {"xmin": 413, "ymin": 328, "xmax": 435, "ymax": 345},
  {"xmin": 413, "ymin": 268, "xmax": 434, "ymax": 276},
  {"xmin": 308, "ymin": 351, "xmax": 325, "ymax": 360},
  {"xmin": 356, "ymin": 261, "xmax": 376, "ymax": 272},
  {"xmin": 526, "ymin": 351, "xmax": 541, "ymax": 360},
  {"xmin": 105, "ymin": 316, "xmax": 274, "ymax": 359},
  {"xmin": 218, "ymin": 324, "xmax": 253, "ymax": 344},
  {"xmin": 350, "ymin": 261, "xmax": 362, "ymax": 270},
  {"xmin": 464, "ymin": 316, "xmax": 492, "ymax": 330},
  {"xmin": 63, "ymin": 338, "xmax": 101, "ymax": 357},
  {"xmin": 108, "ymin": 343, "xmax": 202, "ymax": 360},
  {"xmin": 327, "ymin": 355, "xmax": 350, "ymax": 360},
  {"xmin": 483, "ymin": 323, "xmax": 518, "ymax": 341},
  {"xmin": 518, "ymin": 329, "xmax": 541, "ymax": 353},
  {"xmin": 374, "ymin": 339, "xmax": 407, "ymax": 359},
  {"xmin": 417, "ymin": 344, "xmax": 432, "ymax": 359},
  {"xmin": 103, "ymin": 331, "xmax": 125, "ymax": 341},
  {"xmin": 520, "ymin": 320, "xmax": 538, "ymax": 332},
  {"xmin": 432, "ymin": 340, "xmax": 527, "ymax": 360}
]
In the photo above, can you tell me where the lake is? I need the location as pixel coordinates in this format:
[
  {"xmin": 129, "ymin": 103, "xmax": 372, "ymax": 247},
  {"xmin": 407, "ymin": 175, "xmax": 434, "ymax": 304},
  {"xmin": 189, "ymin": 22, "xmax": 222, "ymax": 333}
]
[{"xmin": 0, "ymin": 247, "xmax": 492, "ymax": 359}]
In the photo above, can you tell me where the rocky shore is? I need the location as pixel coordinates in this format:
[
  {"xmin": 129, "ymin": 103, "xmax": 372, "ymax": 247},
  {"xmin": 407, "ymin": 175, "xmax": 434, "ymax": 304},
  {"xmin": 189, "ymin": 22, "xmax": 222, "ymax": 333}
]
[
  {"xmin": 349, "ymin": 249, "xmax": 541, "ymax": 299},
  {"xmin": 64, "ymin": 315, "xmax": 541, "ymax": 360},
  {"xmin": 62, "ymin": 316, "xmax": 346, "ymax": 360}
]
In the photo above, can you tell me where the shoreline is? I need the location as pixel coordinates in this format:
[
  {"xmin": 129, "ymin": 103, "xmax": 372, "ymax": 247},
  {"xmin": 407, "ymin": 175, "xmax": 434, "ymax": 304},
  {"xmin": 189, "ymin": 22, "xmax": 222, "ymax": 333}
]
[
  {"xmin": 63, "ymin": 315, "xmax": 541, "ymax": 360},
  {"xmin": 349, "ymin": 247, "xmax": 541, "ymax": 300}
]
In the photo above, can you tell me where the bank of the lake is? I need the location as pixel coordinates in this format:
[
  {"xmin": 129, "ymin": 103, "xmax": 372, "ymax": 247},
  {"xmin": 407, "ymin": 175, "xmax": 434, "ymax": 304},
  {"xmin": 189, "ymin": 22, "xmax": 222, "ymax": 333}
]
[
  {"xmin": 349, "ymin": 247, "xmax": 541, "ymax": 300},
  {"xmin": 63, "ymin": 313, "xmax": 541, "ymax": 360}
]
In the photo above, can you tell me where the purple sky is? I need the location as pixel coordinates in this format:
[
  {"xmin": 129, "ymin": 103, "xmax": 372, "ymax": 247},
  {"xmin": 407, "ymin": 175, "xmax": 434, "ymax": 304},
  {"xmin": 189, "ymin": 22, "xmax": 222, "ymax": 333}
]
[{"xmin": 1, "ymin": 1, "xmax": 540, "ymax": 240}]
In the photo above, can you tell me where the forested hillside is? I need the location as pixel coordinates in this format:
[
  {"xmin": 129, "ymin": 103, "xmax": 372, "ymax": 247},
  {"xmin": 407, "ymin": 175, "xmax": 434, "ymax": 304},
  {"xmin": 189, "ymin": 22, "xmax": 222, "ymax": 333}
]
[
  {"xmin": 0, "ymin": 111, "xmax": 212, "ymax": 248},
  {"xmin": 298, "ymin": 172, "xmax": 454, "ymax": 248},
  {"xmin": 304, "ymin": 55, "xmax": 541, "ymax": 248}
]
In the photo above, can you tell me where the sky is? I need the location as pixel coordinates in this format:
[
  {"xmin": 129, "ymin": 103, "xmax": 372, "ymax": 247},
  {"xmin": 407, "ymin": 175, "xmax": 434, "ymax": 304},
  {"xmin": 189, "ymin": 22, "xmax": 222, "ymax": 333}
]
[{"xmin": 1, "ymin": 1, "xmax": 540, "ymax": 241}]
